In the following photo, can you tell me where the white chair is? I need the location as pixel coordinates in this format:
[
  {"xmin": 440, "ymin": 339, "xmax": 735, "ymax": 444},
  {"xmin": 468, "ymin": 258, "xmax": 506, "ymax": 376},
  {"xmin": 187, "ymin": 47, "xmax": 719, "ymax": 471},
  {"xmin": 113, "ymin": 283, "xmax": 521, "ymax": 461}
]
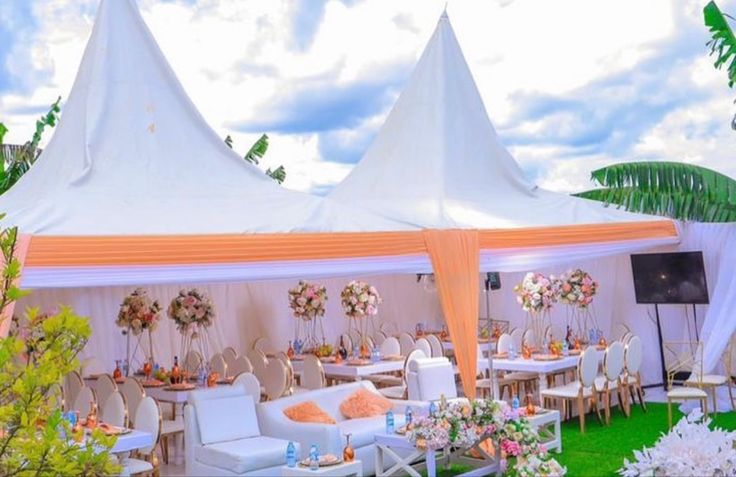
[
  {"xmin": 379, "ymin": 349, "xmax": 426, "ymax": 399},
  {"xmin": 120, "ymin": 377, "xmax": 145, "ymax": 426},
  {"xmin": 252, "ymin": 337, "xmax": 274, "ymax": 355},
  {"xmin": 245, "ymin": 348, "xmax": 269, "ymax": 384},
  {"xmin": 488, "ymin": 333, "xmax": 537, "ymax": 399},
  {"xmin": 379, "ymin": 336, "xmax": 401, "ymax": 357},
  {"xmin": 94, "ymin": 374, "xmax": 118, "ymax": 411},
  {"xmin": 414, "ymin": 337, "xmax": 432, "ymax": 358},
  {"xmin": 541, "ymin": 346, "xmax": 601, "ymax": 433},
  {"xmin": 229, "ymin": 355, "xmax": 253, "ymax": 377},
  {"xmin": 263, "ymin": 358, "xmax": 289, "ymax": 401},
  {"xmin": 522, "ymin": 328, "xmax": 536, "ymax": 349},
  {"xmin": 101, "ymin": 390, "xmax": 128, "ymax": 428},
  {"xmin": 72, "ymin": 386, "xmax": 97, "ymax": 417},
  {"xmin": 185, "ymin": 386, "xmax": 297, "ymax": 476},
  {"xmin": 184, "ymin": 350, "xmax": 203, "ymax": 375},
  {"xmin": 594, "ymin": 341, "xmax": 627, "ymax": 424},
  {"xmin": 233, "ymin": 372, "xmax": 261, "ymax": 403},
  {"xmin": 509, "ymin": 327, "xmax": 524, "ymax": 351},
  {"xmin": 614, "ymin": 323, "xmax": 631, "ymax": 342},
  {"xmin": 685, "ymin": 342, "xmax": 730, "ymax": 413},
  {"xmin": 623, "ymin": 335, "xmax": 646, "ymax": 412},
  {"xmin": 300, "ymin": 354, "xmax": 326, "ymax": 390},
  {"xmin": 81, "ymin": 357, "xmax": 106, "ymax": 377},
  {"xmin": 426, "ymin": 334, "xmax": 444, "ymax": 358},
  {"xmin": 209, "ymin": 353, "xmax": 228, "ymax": 378},
  {"xmin": 373, "ymin": 330, "xmax": 388, "ymax": 345},
  {"xmin": 406, "ymin": 357, "xmax": 458, "ymax": 402},
  {"xmin": 665, "ymin": 341, "xmax": 708, "ymax": 428},
  {"xmin": 275, "ymin": 351, "xmax": 295, "ymax": 395},
  {"xmin": 63, "ymin": 371, "xmax": 84, "ymax": 411},
  {"xmin": 398, "ymin": 333, "xmax": 415, "ymax": 357},
  {"xmin": 222, "ymin": 347, "xmax": 238, "ymax": 376},
  {"xmin": 119, "ymin": 396, "xmax": 161, "ymax": 476}
]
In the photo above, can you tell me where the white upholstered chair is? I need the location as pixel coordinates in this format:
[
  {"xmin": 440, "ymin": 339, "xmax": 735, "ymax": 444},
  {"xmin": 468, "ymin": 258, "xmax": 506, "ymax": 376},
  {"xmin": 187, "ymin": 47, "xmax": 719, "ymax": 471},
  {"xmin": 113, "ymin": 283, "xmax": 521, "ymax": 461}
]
[
  {"xmin": 222, "ymin": 347, "xmax": 238, "ymax": 376},
  {"xmin": 541, "ymin": 346, "xmax": 601, "ymax": 433},
  {"xmin": 522, "ymin": 328, "xmax": 536, "ymax": 349},
  {"xmin": 185, "ymin": 386, "xmax": 297, "ymax": 476},
  {"xmin": 229, "ymin": 356, "xmax": 253, "ymax": 377},
  {"xmin": 379, "ymin": 349, "xmax": 426, "ymax": 399},
  {"xmin": 373, "ymin": 330, "xmax": 388, "ymax": 345},
  {"xmin": 509, "ymin": 327, "xmax": 523, "ymax": 351},
  {"xmin": 233, "ymin": 372, "xmax": 262, "ymax": 403},
  {"xmin": 72, "ymin": 386, "xmax": 97, "ymax": 417},
  {"xmin": 300, "ymin": 354, "xmax": 326, "ymax": 390},
  {"xmin": 101, "ymin": 390, "xmax": 128, "ymax": 428},
  {"xmin": 262, "ymin": 358, "xmax": 289, "ymax": 401},
  {"xmin": 119, "ymin": 396, "xmax": 161, "ymax": 476},
  {"xmin": 594, "ymin": 341, "xmax": 627, "ymax": 424},
  {"xmin": 379, "ymin": 336, "xmax": 401, "ymax": 357},
  {"xmin": 63, "ymin": 371, "xmax": 84, "ymax": 411},
  {"xmin": 209, "ymin": 353, "xmax": 228, "ymax": 378},
  {"xmin": 120, "ymin": 377, "xmax": 145, "ymax": 427},
  {"xmin": 426, "ymin": 334, "xmax": 444, "ymax": 358},
  {"xmin": 184, "ymin": 350, "xmax": 203, "ymax": 375},
  {"xmin": 95, "ymin": 374, "xmax": 118, "ymax": 410},
  {"xmin": 275, "ymin": 351, "xmax": 295, "ymax": 395},
  {"xmin": 414, "ymin": 337, "xmax": 432, "ymax": 358},
  {"xmin": 398, "ymin": 333, "xmax": 415, "ymax": 357},
  {"xmin": 406, "ymin": 357, "xmax": 458, "ymax": 402},
  {"xmin": 623, "ymin": 335, "xmax": 646, "ymax": 412},
  {"xmin": 252, "ymin": 337, "xmax": 274, "ymax": 355},
  {"xmin": 245, "ymin": 348, "xmax": 269, "ymax": 384}
]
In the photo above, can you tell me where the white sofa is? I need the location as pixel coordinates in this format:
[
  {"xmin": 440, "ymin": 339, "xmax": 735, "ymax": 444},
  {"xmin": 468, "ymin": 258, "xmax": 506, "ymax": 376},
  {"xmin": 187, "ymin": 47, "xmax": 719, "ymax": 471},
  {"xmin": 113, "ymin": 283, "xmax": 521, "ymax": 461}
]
[
  {"xmin": 257, "ymin": 381, "xmax": 426, "ymax": 476},
  {"xmin": 185, "ymin": 386, "xmax": 299, "ymax": 476},
  {"xmin": 406, "ymin": 357, "xmax": 459, "ymax": 402}
]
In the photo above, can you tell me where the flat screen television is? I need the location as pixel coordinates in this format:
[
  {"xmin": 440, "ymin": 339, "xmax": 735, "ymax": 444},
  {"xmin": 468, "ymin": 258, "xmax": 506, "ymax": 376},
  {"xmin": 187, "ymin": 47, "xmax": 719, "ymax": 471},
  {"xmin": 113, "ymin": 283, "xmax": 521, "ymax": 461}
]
[{"xmin": 630, "ymin": 251, "xmax": 709, "ymax": 304}]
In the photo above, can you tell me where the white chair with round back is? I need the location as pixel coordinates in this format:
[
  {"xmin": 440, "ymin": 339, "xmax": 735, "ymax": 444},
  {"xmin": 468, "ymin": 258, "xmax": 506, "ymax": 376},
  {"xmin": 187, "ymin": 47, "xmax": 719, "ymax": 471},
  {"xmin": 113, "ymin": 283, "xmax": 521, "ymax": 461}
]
[
  {"xmin": 379, "ymin": 349, "xmax": 427, "ymax": 400},
  {"xmin": 300, "ymin": 354, "xmax": 326, "ymax": 390},
  {"xmin": 623, "ymin": 335, "xmax": 646, "ymax": 412},
  {"xmin": 119, "ymin": 396, "xmax": 161, "ymax": 476},
  {"xmin": 95, "ymin": 374, "xmax": 118, "ymax": 410},
  {"xmin": 522, "ymin": 328, "xmax": 536, "ymax": 349},
  {"xmin": 246, "ymin": 348, "xmax": 269, "ymax": 384},
  {"xmin": 63, "ymin": 371, "xmax": 84, "ymax": 412},
  {"xmin": 233, "ymin": 372, "xmax": 262, "ymax": 403},
  {"xmin": 101, "ymin": 390, "xmax": 128, "ymax": 428},
  {"xmin": 415, "ymin": 337, "xmax": 432, "ymax": 357},
  {"xmin": 509, "ymin": 328, "xmax": 523, "ymax": 352},
  {"xmin": 496, "ymin": 333, "xmax": 512, "ymax": 354},
  {"xmin": 541, "ymin": 346, "xmax": 601, "ymax": 433},
  {"xmin": 72, "ymin": 386, "xmax": 97, "ymax": 418},
  {"xmin": 373, "ymin": 330, "xmax": 388, "ymax": 345},
  {"xmin": 209, "ymin": 353, "xmax": 227, "ymax": 378},
  {"xmin": 252, "ymin": 337, "xmax": 275, "ymax": 355},
  {"xmin": 398, "ymin": 333, "xmax": 415, "ymax": 357},
  {"xmin": 120, "ymin": 377, "xmax": 145, "ymax": 427},
  {"xmin": 275, "ymin": 351, "xmax": 295, "ymax": 395},
  {"xmin": 263, "ymin": 358, "xmax": 289, "ymax": 401},
  {"xmin": 594, "ymin": 341, "xmax": 627, "ymax": 424},
  {"xmin": 222, "ymin": 347, "xmax": 238, "ymax": 376},
  {"xmin": 81, "ymin": 357, "xmax": 106, "ymax": 378},
  {"xmin": 229, "ymin": 355, "xmax": 253, "ymax": 376},
  {"xmin": 426, "ymin": 334, "xmax": 444, "ymax": 358},
  {"xmin": 379, "ymin": 336, "xmax": 401, "ymax": 357},
  {"xmin": 184, "ymin": 350, "xmax": 203, "ymax": 375}
]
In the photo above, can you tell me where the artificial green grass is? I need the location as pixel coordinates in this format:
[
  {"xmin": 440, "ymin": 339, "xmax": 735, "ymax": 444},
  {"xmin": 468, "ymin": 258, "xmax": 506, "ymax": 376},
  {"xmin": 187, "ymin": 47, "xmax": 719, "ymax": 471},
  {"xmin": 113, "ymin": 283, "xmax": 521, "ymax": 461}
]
[{"xmin": 432, "ymin": 402, "xmax": 736, "ymax": 476}]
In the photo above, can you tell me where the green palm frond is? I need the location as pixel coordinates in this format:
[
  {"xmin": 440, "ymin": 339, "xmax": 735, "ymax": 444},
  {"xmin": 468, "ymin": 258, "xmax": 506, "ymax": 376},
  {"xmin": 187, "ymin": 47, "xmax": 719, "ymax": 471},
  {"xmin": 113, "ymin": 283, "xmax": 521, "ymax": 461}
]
[
  {"xmin": 244, "ymin": 133, "xmax": 269, "ymax": 165},
  {"xmin": 266, "ymin": 165, "xmax": 286, "ymax": 184},
  {"xmin": 574, "ymin": 161, "xmax": 736, "ymax": 222},
  {"xmin": 705, "ymin": 1, "xmax": 736, "ymax": 87}
]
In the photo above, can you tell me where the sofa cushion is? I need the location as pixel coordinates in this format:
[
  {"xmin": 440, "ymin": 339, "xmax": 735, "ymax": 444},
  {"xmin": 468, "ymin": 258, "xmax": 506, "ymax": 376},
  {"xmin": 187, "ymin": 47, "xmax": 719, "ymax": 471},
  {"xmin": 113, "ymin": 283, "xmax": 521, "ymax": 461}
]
[
  {"xmin": 195, "ymin": 394, "xmax": 260, "ymax": 445},
  {"xmin": 337, "ymin": 414, "xmax": 406, "ymax": 448},
  {"xmin": 195, "ymin": 436, "xmax": 295, "ymax": 474},
  {"xmin": 340, "ymin": 388, "xmax": 393, "ymax": 419},
  {"xmin": 284, "ymin": 400, "xmax": 336, "ymax": 424}
]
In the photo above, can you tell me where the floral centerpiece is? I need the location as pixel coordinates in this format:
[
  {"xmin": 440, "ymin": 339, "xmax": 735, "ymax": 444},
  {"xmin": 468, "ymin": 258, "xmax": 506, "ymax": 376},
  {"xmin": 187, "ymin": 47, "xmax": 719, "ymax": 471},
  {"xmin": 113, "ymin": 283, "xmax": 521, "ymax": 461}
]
[
  {"xmin": 288, "ymin": 280, "xmax": 328, "ymax": 353},
  {"xmin": 557, "ymin": 269, "xmax": 600, "ymax": 343},
  {"xmin": 513, "ymin": 272, "xmax": 557, "ymax": 349},
  {"xmin": 408, "ymin": 399, "xmax": 565, "ymax": 476},
  {"xmin": 116, "ymin": 288, "xmax": 162, "ymax": 335},
  {"xmin": 620, "ymin": 409, "xmax": 736, "ymax": 476},
  {"xmin": 168, "ymin": 288, "xmax": 216, "ymax": 374},
  {"xmin": 341, "ymin": 280, "xmax": 382, "ymax": 358}
]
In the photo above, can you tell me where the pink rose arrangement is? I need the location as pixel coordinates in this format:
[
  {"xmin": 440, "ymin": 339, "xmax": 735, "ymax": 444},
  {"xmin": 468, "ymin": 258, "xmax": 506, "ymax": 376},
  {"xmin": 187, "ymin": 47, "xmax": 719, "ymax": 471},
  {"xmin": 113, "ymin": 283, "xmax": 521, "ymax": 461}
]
[
  {"xmin": 116, "ymin": 288, "xmax": 162, "ymax": 336},
  {"xmin": 513, "ymin": 272, "xmax": 558, "ymax": 313},
  {"xmin": 288, "ymin": 280, "xmax": 328, "ymax": 321},
  {"xmin": 167, "ymin": 288, "xmax": 215, "ymax": 333},
  {"xmin": 340, "ymin": 280, "xmax": 382, "ymax": 319},
  {"xmin": 558, "ymin": 269, "xmax": 598, "ymax": 308}
]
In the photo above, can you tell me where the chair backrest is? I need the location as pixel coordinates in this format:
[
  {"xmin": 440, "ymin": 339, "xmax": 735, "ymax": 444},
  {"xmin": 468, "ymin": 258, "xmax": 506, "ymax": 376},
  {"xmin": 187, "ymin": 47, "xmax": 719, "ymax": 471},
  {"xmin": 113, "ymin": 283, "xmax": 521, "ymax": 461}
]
[
  {"xmin": 81, "ymin": 357, "xmax": 106, "ymax": 377},
  {"xmin": 604, "ymin": 341, "xmax": 625, "ymax": 382},
  {"xmin": 102, "ymin": 391, "xmax": 128, "ymax": 428},
  {"xmin": 578, "ymin": 346, "xmax": 599, "ymax": 388},
  {"xmin": 230, "ymin": 355, "xmax": 253, "ymax": 376},
  {"xmin": 95, "ymin": 374, "xmax": 118, "ymax": 409},
  {"xmin": 209, "ymin": 353, "xmax": 227, "ymax": 377},
  {"xmin": 64, "ymin": 371, "xmax": 84, "ymax": 410},
  {"xmin": 184, "ymin": 350, "xmax": 203, "ymax": 374},
  {"xmin": 275, "ymin": 351, "xmax": 295, "ymax": 394},
  {"xmin": 403, "ymin": 349, "xmax": 427, "ymax": 380},
  {"xmin": 624, "ymin": 335, "xmax": 642, "ymax": 375},
  {"xmin": 522, "ymin": 328, "xmax": 536, "ymax": 348},
  {"xmin": 509, "ymin": 328, "xmax": 523, "ymax": 350},
  {"xmin": 407, "ymin": 357, "xmax": 457, "ymax": 401},
  {"xmin": 222, "ymin": 347, "xmax": 238, "ymax": 375},
  {"xmin": 134, "ymin": 396, "xmax": 161, "ymax": 455},
  {"xmin": 620, "ymin": 331, "xmax": 633, "ymax": 345},
  {"xmin": 72, "ymin": 386, "xmax": 97, "ymax": 417},
  {"xmin": 399, "ymin": 333, "xmax": 415, "ymax": 356},
  {"xmin": 364, "ymin": 335, "xmax": 375, "ymax": 350},
  {"xmin": 415, "ymin": 338, "xmax": 432, "ymax": 357},
  {"xmin": 348, "ymin": 330, "xmax": 362, "ymax": 350},
  {"xmin": 614, "ymin": 323, "xmax": 631, "ymax": 342},
  {"xmin": 233, "ymin": 372, "xmax": 261, "ymax": 403},
  {"xmin": 252, "ymin": 337, "xmax": 274, "ymax": 354},
  {"xmin": 120, "ymin": 377, "xmax": 145, "ymax": 426},
  {"xmin": 301, "ymin": 354, "xmax": 326, "ymax": 390},
  {"xmin": 263, "ymin": 358, "xmax": 289, "ymax": 401},
  {"xmin": 426, "ymin": 334, "xmax": 444, "ymax": 358},
  {"xmin": 380, "ymin": 336, "xmax": 401, "ymax": 357},
  {"xmin": 246, "ymin": 348, "xmax": 268, "ymax": 383},
  {"xmin": 497, "ymin": 333, "xmax": 512, "ymax": 354},
  {"xmin": 373, "ymin": 330, "xmax": 388, "ymax": 345}
]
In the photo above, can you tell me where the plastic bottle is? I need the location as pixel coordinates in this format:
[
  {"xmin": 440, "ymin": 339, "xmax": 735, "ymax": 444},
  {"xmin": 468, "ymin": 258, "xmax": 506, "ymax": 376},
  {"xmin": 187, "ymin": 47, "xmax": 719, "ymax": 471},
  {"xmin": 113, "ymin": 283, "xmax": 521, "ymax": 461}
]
[
  {"xmin": 429, "ymin": 401, "xmax": 437, "ymax": 417},
  {"xmin": 286, "ymin": 441, "xmax": 296, "ymax": 468},
  {"xmin": 508, "ymin": 344, "xmax": 516, "ymax": 360},
  {"xmin": 309, "ymin": 444, "xmax": 319, "ymax": 470},
  {"xmin": 405, "ymin": 406, "xmax": 413, "ymax": 427},
  {"xmin": 386, "ymin": 410, "xmax": 395, "ymax": 434},
  {"xmin": 562, "ymin": 341, "xmax": 569, "ymax": 357},
  {"xmin": 512, "ymin": 396, "xmax": 520, "ymax": 410}
]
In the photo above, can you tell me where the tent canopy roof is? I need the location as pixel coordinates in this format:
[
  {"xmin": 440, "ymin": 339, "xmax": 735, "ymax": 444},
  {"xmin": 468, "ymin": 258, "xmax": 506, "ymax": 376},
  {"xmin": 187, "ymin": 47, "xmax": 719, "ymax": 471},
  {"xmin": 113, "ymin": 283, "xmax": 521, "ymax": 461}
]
[{"xmin": 329, "ymin": 11, "xmax": 664, "ymax": 230}]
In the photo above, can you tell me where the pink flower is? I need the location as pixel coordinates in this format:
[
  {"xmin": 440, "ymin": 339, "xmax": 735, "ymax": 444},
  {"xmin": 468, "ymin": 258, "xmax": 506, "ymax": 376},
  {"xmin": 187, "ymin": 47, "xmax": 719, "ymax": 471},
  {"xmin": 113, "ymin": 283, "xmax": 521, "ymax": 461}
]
[{"xmin": 501, "ymin": 439, "xmax": 522, "ymax": 457}]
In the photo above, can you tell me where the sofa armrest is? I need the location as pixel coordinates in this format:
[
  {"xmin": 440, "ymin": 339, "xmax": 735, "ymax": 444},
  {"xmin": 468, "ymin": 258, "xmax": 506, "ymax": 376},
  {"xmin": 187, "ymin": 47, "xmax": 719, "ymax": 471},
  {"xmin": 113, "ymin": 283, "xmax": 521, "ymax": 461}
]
[{"xmin": 257, "ymin": 408, "xmax": 341, "ymax": 458}]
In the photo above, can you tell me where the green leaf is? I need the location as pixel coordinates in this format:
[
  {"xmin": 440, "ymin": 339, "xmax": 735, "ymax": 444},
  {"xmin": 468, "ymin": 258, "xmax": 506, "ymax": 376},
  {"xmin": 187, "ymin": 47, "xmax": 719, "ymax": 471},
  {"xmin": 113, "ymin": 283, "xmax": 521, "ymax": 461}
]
[
  {"xmin": 244, "ymin": 133, "xmax": 269, "ymax": 165},
  {"xmin": 0, "ymin": 123, "xmax": 7, "ymax": 145}
]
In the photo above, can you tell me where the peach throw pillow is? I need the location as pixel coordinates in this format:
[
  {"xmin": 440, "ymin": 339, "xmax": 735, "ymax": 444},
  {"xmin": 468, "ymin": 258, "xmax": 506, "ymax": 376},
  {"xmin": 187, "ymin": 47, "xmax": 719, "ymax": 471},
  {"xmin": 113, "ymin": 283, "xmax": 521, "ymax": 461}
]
[
  {"xmin": 283, "ymin": 401, "xmax": 336, "ymax": 424},
  {"xmin": 339, "ymin": 388, "xmax": 393, "ymax": 419}
]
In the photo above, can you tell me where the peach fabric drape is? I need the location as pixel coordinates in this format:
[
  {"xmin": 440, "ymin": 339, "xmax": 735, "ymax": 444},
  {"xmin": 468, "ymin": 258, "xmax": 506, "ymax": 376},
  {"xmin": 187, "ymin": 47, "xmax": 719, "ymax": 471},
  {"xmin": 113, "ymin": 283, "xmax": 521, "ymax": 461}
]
[
  {"xmin": 423, "ymin": 229, "xmax": 480, "ymax": 399},
  {"xmin": 0, "ymin": 233, "xmax": 31, "ymax": 337}
]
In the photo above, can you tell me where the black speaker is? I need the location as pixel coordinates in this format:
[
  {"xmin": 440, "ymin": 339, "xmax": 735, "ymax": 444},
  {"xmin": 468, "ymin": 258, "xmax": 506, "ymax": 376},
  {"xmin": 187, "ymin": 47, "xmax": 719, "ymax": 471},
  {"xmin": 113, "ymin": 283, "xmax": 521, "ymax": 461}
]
[{"xmin": 485, "ymin": 272, "xmax": 501, "ymax": 290}]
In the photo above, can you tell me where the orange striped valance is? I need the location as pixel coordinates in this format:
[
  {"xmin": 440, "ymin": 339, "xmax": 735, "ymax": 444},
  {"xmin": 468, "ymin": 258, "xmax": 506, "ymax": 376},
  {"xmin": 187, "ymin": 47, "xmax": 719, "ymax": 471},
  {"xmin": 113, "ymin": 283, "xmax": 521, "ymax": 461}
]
[{"xmin": 23, "ymin": 220, "xmax": 677, "ymax": 267}]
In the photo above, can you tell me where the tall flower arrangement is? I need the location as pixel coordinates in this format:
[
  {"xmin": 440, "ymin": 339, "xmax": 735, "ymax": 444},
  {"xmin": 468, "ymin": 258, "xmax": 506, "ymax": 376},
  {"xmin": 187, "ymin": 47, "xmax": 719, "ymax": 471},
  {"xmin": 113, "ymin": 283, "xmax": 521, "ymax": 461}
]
[
  {"xmin": 117, "ymin": 288, "xmax": 162, "ymax": 370},
  {"xmin": 408, "ymin": 399, "xmax": 565, "ymax": 476},
  {"xmin": 288, "ymin": 280, "xmax": 328, "ymax": 352},
  {"xmin": 341, "ymin": 281, "xmax": 382, "ymax": 358},
  {"xmin": 168, "ymin": 288, "xmax": 216, "ymax": 373},
  {"xmin": 558, "ymin": 269, "xmax": 599, "ymax": 342},
  {"xmin": 513, "ymin": 273, "xmax": 557, "ymax": 348}
]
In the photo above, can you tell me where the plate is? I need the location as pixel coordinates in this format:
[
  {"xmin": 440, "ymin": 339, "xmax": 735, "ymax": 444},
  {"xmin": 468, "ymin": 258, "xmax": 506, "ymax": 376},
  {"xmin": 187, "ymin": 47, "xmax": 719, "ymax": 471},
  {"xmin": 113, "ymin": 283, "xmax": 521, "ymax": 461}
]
[
  {"xmin": 114, "ymin": 378, "xmax": 126, "ymax": 384},
  {"xmin": 492, "ymin": 353, "xmax": 508, "ymax": 359},
  {"xmin": 165, "ymin": 383, "xmax": 195, "ymax": 391},
  {"xmin": 382, "ymin": 355, "xmax": 403, "ymax": 361},
  {"xmin": 217, "ymin": 377, "xmax": 234, "ymax": 385},
  {"xmin": 596, "ymin": 345, "xmax": 607, "ymax": 350},
  {"xmin": 346, "ymin": 359, "xmax": 371, "ymax": 366},
  {"xmin": 98, "ymin": 423, "xmax": 132, "ymax": 436},
  {"xmin": 299, "ymin": 454, "xmax": 342, "ymax": 467},
  {"xmin": 532, "ymin": 354, "xmax": 562, "ymax": 361},
  {"xmin": 519, "ymin": 406, "xmax": 550, "ymax": 417},
  {"xmin": 568, "ymin": 349, "xmax": 582, "ymax": 355},
  {"xmin": 395, "ymin": 425, "xmax": 410, "ymax": 435},
  {"xmin": 319, "ymin": 357, "xmax": 336, "ymax": 363},
  {"xmin": 142, "ymin": 380, "xmax": 165, "ymax": 388}
]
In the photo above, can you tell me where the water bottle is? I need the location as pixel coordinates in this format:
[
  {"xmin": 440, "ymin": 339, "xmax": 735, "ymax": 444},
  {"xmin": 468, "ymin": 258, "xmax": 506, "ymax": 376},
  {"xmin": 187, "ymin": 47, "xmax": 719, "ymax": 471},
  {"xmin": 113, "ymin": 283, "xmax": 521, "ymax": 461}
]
[
  {"xmin": 512, "ymin": 397, "xmax": 520, "ymax": 410},
  {"xmin": 371, "ymin": 346, "xmax": 381, "ymax": 363},
  {"xmin": 562, "ymin": 341, "xmax": 569, "ymax": 357},
  {"xmin": 197, "ymin": 366, "xmax": 207, "ymax": 387},
  {"xmin": 286, "ymin": 441, "xmax": 296, "ymax": 468},
  {"xmin": 429, "ymin": 401, "xmax": 437, "ymax": 417},
  {"xmin": 508, "ymin": 344, "xmax": 516, "ymax": 360},
  {"xmin": 405, "ymin": 406, "xmax": 413, "ymax": 427},
  {"xmin": 309, "ymin": 444, "xmax": 319, "ymax": 471},
  {"xmin": 386, "ymin": 410, "xmax": 395, "ymax": 433}
]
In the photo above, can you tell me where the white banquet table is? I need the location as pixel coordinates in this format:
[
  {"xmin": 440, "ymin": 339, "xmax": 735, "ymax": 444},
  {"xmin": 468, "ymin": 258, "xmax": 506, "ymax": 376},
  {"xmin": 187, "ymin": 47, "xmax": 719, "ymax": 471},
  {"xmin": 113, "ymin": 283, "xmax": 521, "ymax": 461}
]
[
  {"xmin": 291, "ymin": 358, "xmax": 491, "ymax": 381},
  {"xmin": 108, "ymin": 429, "xmax": 154, "ymax": 453}
]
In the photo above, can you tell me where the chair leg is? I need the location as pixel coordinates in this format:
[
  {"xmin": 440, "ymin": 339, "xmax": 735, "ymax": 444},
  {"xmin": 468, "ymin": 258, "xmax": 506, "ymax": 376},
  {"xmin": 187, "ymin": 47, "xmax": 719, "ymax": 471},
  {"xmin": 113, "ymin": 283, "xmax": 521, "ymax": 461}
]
[
  {"xmin": 577, "ymin": 395, "xmax": 585, "ymax": 433},
  {"xmin": 636, "ymin": 383, "xmax": 646, "ymax": 412},
  {"xmin": 604, "ymin": 390, "xmax": 611, "ymax": 425},
  {"xmin": 712, "ymin": 387, "xmax": 718, "ymax": 414},
  {"xmin": 728, "ymin": 379, "xmax": 735, "ymax": 410}
]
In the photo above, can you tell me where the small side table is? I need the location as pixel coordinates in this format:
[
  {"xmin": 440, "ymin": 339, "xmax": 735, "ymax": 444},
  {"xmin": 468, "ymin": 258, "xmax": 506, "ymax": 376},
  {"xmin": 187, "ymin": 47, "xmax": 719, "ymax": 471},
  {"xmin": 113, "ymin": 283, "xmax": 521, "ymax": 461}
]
[
  {"xmin": 525, "ymin": 409, "xmax": 562, "ymax": 453},
  {"xmin": 281, "ymin": 459, "xmax": 363, "ymax": 477}
]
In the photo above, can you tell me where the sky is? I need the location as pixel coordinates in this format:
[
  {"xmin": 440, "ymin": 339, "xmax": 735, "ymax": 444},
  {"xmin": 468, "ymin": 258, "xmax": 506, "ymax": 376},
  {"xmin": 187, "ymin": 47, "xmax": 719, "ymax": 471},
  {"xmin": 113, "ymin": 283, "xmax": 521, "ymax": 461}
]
[{"xmin": 1, "ymin": 0, "xmax": 735, "ymax": 195}]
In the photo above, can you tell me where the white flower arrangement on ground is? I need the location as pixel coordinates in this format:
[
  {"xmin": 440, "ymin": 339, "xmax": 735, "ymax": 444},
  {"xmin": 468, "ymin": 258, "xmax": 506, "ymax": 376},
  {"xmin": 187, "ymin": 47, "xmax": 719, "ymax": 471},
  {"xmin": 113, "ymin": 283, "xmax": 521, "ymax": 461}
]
[
  {"xmin": 288, "ymin": 280, "xmax": 328, "ymax": 321},
  {"xmin": 340, "ymin": 280, "xmax": 382, "ymax": 319},
  {"xmin": 513, "ymin": 272, "xmax": 558, "ymax": 313},
  {"xmin": 116, "ymin": 288, "xmax": 162, "ymax": 335},
  {"xmin": 619, "ymin": 409, "xmax": 736, "ymax": 477},
  {"xmin": 408, "ymin": 399, "xmax": 565, "ymax": 476},
  {"xmin": 558, "ymin": 269, "xmax": 598, "ymax": 308},
  {"xmin": 167, "ymin": 288, "xmax": 215, "ymax": 333}
]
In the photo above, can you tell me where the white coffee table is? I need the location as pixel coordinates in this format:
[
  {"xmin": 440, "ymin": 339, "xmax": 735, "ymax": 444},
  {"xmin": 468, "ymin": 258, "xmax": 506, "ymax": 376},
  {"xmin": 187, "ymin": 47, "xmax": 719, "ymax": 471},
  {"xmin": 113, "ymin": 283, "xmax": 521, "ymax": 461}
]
[
  {"xmin": 281, "ymin": 459, "xmax": 363, "ymax": 477},
  {"xmin": 525, "ymin": 409, "xmax": 562, "ymax": 453}
]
